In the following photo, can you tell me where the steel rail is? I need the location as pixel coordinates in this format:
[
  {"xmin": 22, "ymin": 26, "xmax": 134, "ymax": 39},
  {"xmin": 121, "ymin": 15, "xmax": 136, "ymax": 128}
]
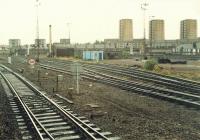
[
  {"xmin": 38, "ymin": 64, "xmax": 200, "ymax": 109},
  {"xmin": 83, "ymin": 70, "xmax": 200, "ymax": 108},
  {"xmin": 41, "ymin": 64, "xmax": 198, "ymax": 95},
  {"xmin": 84, "ymin": 68, "xmax": 200, "ymax": 101},
  {"xmin": 1, "ymin": 64, "xmax": 114, "ymax": 140},
  {"xmin": 14, "ymin": 56, "xmax": 200, "ymax": 86},
  {"xmin": 42, "ymin": 60, "xmax": 200, "ymax": 91},
  {"xmin": 97, "ymin": 63, "xmax": 200, "ymax": 86},
  {"xmin": 0, "ymin": 71, "xmax": 45, "ymax": 140},
  {"xmin": 81, "ymin": 62, "xmax": 200, "ymax": 86},
  {"xmin": 82, "ymin": 64, "xmax": 200, "ymax": 94}
]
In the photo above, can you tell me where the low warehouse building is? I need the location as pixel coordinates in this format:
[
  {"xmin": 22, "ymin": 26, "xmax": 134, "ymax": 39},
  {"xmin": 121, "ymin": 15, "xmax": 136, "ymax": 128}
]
[{"xmin": 83, "ymin": 51, "xmax": 104, "ymax": 61}]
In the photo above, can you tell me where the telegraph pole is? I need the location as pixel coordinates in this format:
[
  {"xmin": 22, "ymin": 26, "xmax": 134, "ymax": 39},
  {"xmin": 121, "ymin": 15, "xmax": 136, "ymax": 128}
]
[
  {"xmin": 67, "ymin": 22, "xmax": 71, "ymax": 40},
  {"xmin": 49, "ymin": 25, "xmax": 52, "ymax": 57},
  {"xmin": 36, "ymin": 0, "xmax": 40, "ymax": 62},
  {"xmin": 141, "ymin": 3, "xmax": 148, "ymax": 59},
  {"xmin": 76, "ymin": 63, "xmax": 79, "ymax": 94}
]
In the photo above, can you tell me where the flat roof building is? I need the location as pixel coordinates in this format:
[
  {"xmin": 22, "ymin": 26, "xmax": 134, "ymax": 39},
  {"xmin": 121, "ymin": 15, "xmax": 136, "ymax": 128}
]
[
  {"xmin": 180, "ymin": 19, "xmax": 197, "ymax": 40},
  {"xmin": 119, "ymin": 19, "xmax": 133, "ymax": 41},
  {"xmin": 149, "ymin": 19, "xmax": 165, "ymax": 41},
  {"xmin": 9, "ymin": 39, "xmax": 21, "ymax": 48},
  {"xmin": 60, "ymin": 39, "xmax": 70, "ymax": 44}
]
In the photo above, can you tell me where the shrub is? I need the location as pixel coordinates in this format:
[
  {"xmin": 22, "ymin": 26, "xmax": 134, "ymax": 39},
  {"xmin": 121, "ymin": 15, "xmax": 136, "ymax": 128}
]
[{"xmin": 144, "ymin": 60, "xmax": 157, "ymax": 71}]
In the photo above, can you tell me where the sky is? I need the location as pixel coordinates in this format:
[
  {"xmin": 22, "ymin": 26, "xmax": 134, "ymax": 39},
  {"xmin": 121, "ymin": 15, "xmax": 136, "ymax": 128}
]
[{"xmin": 0, "ymin": 0, "xmax": 199, "ymax": 44}]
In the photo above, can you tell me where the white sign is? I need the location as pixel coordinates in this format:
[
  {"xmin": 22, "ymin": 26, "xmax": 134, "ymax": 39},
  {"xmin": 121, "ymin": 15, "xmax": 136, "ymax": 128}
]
[
  {"xmin": 8, "ymin": 57, "xmax": 11, "ymax": 64},
  {"xmin": 28, "ymin": 59, "xmax": 36, "ymax": 65}
]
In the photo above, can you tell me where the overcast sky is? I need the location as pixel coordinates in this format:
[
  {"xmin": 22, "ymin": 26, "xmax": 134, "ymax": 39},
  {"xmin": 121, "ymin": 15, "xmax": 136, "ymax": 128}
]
[{"xmin": 0, "ymin": 0, "xmax": 199, "ymax": 44}]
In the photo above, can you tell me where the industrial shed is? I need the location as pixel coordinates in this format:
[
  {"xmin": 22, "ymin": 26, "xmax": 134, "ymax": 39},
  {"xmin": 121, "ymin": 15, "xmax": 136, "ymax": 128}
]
[
  {"xmin": 83, "ymin": 51, "xmax": 104, "ymax": 61},
  {"xmin": 56, "ymin": 48, "xmax": 75, "ymax": 57}
]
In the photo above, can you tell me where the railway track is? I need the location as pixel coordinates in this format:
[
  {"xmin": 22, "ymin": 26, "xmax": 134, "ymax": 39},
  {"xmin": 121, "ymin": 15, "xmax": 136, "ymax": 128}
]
[
  {"xmin": 82, "ymin": 63, "xmax": 200, "ymax": 94},
  {"xmin": 41, "ymin": 60, "xmax": 200, "ymax": 95},
  {"xmin": 0, "ymin": 65, "xmax": 120, "ymax": 140},
  {"xmin": 39, "ymin": 62, "xmax": 200, "ymax": 109}
]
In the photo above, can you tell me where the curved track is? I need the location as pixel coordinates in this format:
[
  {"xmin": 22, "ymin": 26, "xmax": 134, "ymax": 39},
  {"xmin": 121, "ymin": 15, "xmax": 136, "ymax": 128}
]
[
  {"xmin": 42, "ymin": 59, "xmax": 200, "ymax": 95},
  {"xmin": 39, "ymin": 61, "xmax": 200, "ymax": 109},
  {"xmin": 82, "ymin": 63, "xmax": 200, "ymax": 94},
  {"xmin": 0, "ymin": 65, "xmax": 120, "ymax": 140}
]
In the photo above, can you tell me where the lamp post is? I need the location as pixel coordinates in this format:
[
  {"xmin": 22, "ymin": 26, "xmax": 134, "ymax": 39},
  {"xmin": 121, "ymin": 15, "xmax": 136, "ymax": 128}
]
[
  {"xmin": 36, "ymin": 0, "xmax": 40, "ymax": 62},
  {"xmin": 49, "ymin": 25, "xmax": 52, "ymax": 57},
  {"xmin": 67, "ymin": 22, "xmax": 71, "ymax": 40},
  {"xmin": 141, "ymin": 3, "xmax": 149, "ymax": 58}
]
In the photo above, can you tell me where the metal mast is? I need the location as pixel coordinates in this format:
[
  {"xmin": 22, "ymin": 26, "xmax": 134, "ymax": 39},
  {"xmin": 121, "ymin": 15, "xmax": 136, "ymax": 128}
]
[
  {"xmin": 36, "ymin": 0, "xmax": 40, "ymax": 62},
  {"xmin": 49, "ymin": 25, "xmax": 52, "ymax": 56},
  {"xmin": 141, "ymin": 3, "xmax": 148, "ymax": 57},
  {"xmin": 67, "ymin": 22, "xmax": 71, "ymax": 41}
]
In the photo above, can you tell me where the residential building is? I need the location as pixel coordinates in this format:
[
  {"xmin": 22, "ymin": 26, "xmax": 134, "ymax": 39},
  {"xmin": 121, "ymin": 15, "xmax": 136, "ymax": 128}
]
[
  {"xmin": 119, "ymin": 19, "xmax": 133, "ymax": 41},
  {"xmin": 149, "ymin": 19, "xmax": 165, "ymax": 41},
  {"xmin": 9, "ymin": 39, "xmax": 21, "ymax": 48},
  {"xmin": 180, "ymin": 19, "xmax": 197, "ymax": 40}
]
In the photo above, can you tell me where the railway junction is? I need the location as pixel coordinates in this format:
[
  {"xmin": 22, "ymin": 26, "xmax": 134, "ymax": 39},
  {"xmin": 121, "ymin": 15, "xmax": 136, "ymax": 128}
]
[{"xmin": 1, "ymin": 56, "xmax": 200, "ymax": 140}]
